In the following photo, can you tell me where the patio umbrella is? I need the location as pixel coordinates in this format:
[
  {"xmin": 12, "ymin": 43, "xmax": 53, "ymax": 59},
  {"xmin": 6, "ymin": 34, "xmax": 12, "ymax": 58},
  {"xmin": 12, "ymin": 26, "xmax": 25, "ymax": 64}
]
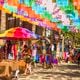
[
  {"xmin": 0, "ymin": 27, "xmax": 37, "ymax": 40},
  {"xmin": 0, "ymin": 27, "xmax": 40, "ymax": 59}
]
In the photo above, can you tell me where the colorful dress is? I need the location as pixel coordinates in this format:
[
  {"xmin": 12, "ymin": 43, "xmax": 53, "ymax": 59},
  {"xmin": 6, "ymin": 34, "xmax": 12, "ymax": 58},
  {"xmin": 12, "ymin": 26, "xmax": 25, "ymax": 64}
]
[{"xmin": 53, "ymin": 58, "xmax": 58, "ymax": 65}]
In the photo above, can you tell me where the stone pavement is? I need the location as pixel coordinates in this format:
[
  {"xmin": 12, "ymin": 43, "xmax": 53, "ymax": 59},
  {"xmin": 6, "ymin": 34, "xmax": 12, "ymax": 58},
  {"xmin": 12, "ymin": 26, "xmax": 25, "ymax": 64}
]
[{"xmin": 18, "ymin": 63, "xmax": 80, "ymax": 80}]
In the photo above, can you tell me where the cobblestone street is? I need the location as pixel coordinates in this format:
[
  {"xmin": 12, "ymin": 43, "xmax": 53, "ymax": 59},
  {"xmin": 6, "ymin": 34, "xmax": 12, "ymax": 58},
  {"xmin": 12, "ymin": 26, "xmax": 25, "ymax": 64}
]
[{"xmin": 18, "ymin": 63, "xmax": 80, "ymax": 80}]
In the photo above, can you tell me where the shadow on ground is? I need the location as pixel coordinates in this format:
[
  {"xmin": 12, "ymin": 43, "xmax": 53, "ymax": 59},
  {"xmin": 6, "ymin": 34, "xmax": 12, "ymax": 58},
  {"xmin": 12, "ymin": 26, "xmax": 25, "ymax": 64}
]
[
  {"xmin": 0, "ymin": 77, "xmax": 10, "ymax": 80},
  {"xmin": 35, "ymin": 64, "xmax": 80, "ymax": 78},
  {"xmin": 59, "ymin": 64, "xmax": 80, "ymax": 71}
]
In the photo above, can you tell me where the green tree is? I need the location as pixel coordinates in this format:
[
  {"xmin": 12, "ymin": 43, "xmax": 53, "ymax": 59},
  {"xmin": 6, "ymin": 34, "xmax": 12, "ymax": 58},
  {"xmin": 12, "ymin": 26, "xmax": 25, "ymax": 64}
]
[{"xmin": 62, "ymin": 31, "xmax": 80, "ymax": 48}]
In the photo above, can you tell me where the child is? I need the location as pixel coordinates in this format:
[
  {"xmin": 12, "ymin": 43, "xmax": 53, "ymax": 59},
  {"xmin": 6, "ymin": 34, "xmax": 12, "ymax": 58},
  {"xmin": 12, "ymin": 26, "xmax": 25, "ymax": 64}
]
[
  {"xmin": 40, "ymin": 54, "xmax": 45, "ymax": 68},
  {"xmin": 23, "ymin": 48, "xmax": 32, "ymax": 75},
  {"xmin": 53, "ymin": 56, "xmax": 58, "ymax": 68}
]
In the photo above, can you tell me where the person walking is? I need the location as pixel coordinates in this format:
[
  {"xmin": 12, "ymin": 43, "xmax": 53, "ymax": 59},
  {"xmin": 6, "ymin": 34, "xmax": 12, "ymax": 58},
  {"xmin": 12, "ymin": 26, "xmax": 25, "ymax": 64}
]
[
  {"xmin": 22, "ymin": 45, "xmax": 32, "ymax": 75},
  {"xmin": 32, "ymin": 43, "xmax": 37, "ymax": 68}
]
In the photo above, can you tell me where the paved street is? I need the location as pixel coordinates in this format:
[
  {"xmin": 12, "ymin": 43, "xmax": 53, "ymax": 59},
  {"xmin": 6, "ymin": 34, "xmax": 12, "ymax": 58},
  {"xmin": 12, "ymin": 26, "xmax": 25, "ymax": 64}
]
[{"xmin": 18, "ymin": 63, "xmax": 80, "ymax": 80}]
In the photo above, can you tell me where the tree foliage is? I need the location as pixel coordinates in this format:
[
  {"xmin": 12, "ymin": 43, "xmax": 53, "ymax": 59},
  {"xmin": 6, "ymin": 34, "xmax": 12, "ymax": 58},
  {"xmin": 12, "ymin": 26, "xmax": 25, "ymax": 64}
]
[{"xmin": 62, "ymin": 31, "xmax": 80, "ymax": 48}]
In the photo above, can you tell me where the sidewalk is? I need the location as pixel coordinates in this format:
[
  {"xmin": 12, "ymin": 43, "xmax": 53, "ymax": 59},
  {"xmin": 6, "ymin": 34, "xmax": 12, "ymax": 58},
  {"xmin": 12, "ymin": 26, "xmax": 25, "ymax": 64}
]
[{"xmin": 18, "ymin": 63, "xmax": 80, "ymax": 80}]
